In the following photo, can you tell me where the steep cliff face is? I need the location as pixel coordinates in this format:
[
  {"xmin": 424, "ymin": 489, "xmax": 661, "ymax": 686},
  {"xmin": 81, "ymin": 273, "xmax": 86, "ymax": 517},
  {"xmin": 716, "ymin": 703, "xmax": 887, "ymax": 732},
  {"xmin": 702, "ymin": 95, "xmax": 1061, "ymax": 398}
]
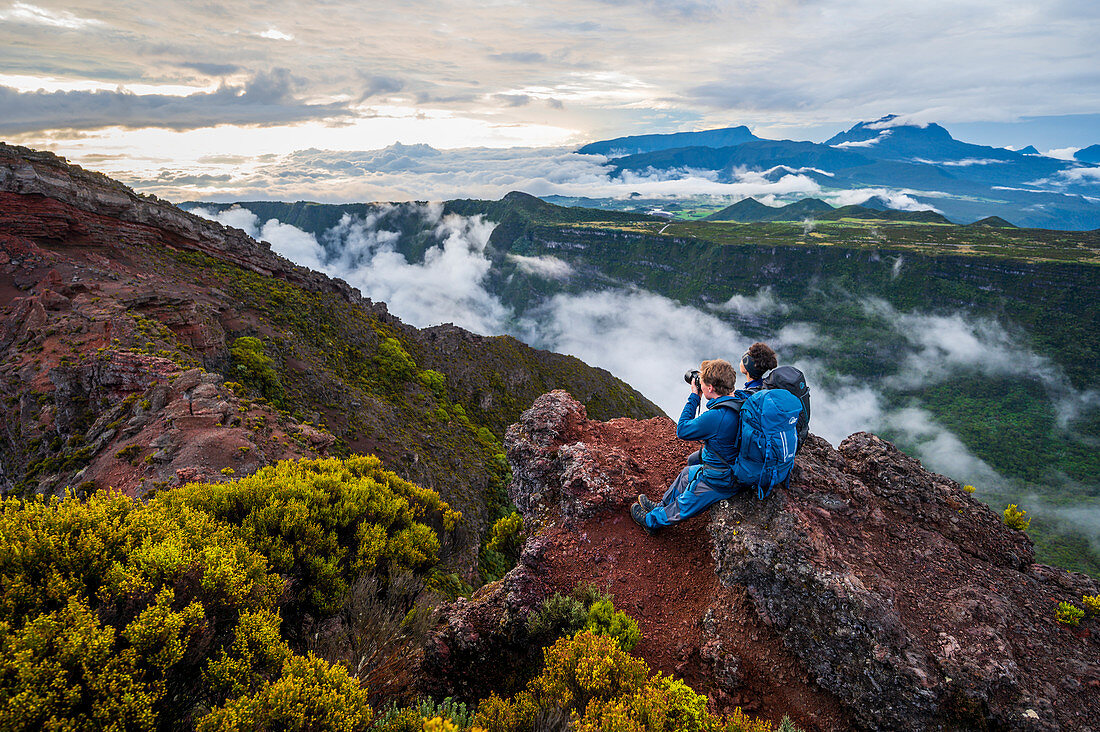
[
  {"xmin": 0, "ymin": 145, "xmax": 662, "ymax": 570},
  {"xmin": 425, "ymin": 391, "xmax": 1099, "ymax": 731}
]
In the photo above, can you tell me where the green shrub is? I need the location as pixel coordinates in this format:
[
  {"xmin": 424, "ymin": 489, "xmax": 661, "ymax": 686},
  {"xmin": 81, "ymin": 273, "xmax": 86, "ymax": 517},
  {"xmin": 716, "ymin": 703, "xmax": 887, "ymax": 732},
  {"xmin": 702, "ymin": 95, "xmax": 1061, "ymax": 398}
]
[
  {"xmin": 370, "ymin": 706, "xmax": 424, "ymax": 732},
  {"xmin": 231, "ymin": 336, "xmax": 283, "ymax": 403},
  {"xmin": 527, "ymin": 587, "xmax": 640, "ymax": 652},
  {"xmin": 572, "ymin": 582, "xmax": 611, "ymax": 609},
  {"xmin": 376, "ymin": 338, "xmax": 416, "ymax": 388},
  {"xmin": 472, "ymin": 631, "xmax": 782, "ymax": 732},
  {"xmin": 1003, "ymin": 504, "xmax": 1030, "ymax": 531},
  {"xmin": 585, "ymin": 599, "xmax": 641, "ymax": 652},
  {"xmin": 417, "ymin": 369, "xmax": 447, "ymax": 400},
  {"xmin": 197, "ymin": 652, "xmax": 372, "ymax": 732},
  {"xmin": 1083, "ymin": 594, "xmax": 1100, "ymax": 616},
  {"xmin": 1056, "ymin": 601, "xmax": 1085, "ymax": 626},
  {"xmin": 528, "ymin": 594, "xmax": 587, "ymax": 642},
  {"xmin": 486, "ymin": 512, "xmax": 525, "ymax": 562},
  {"xmin": 479, "ymin": 511, "xmax": 527, "ymax": 583},
  {"xmin": 156, "ymin": 455, "xmax": 461, "ymax": 618},
  {"xmin": 116, "ymin": 444, "xmax": 143, "ymax": 465}
]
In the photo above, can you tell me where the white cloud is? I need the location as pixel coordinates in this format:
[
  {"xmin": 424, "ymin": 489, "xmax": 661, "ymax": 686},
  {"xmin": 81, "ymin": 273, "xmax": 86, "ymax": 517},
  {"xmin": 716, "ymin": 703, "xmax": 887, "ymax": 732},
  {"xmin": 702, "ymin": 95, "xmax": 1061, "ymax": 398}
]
[
  {"xmin": 0, "ymin": 2, "xmax": 102, "ymax": 29},
  {"xmin": 831, "ymin": 130, "xmax": 892, "ymax": 148},
  {"xmin": 761, "ymin": 165, "xmax": 834, "ymax": 178},
  {"xmin": 913, "ymin": 158, "xmax": 1006, "ymax": 167},
  {"xmin": 709, "ymin": 286, "xmax": 787, "ymax": 320},
  {"xmin": 516, "ymin": 288, "xmax": 752, "ymax": 418},
  {"xmin": 325, "ymin": 208, "xmax": 510, "ymax": 335},
  {"xmin": 1044, "ymin": 147, "xmax": 1081, "ymax": 161},
  {"xmin": 884, "ymin": 406, "xmax": 1005, "ymax": 486},
  {"xmin": 123, "ymin": 144, "xmax": 828, "ymax": 203},
  {"xmin": 824, "ymin": 188, "xmax": 940, "ymax": 212},
  {"xmin": 506, "ymin": 254, "xmax": 574, "ymax": 280},
  {"xmin": 866, "ymin": 115, "xmax": 932, "ymax": 130},
  {"xmin": 257, "ymin": 28, "xmax": 294, "ymax": 41},
  {"xmin": 1058, "ymin": 166, "xmax": 1100, "ymax": 183},
  {"xmin": 191, "ymin": 205, "xmax": 327, "ymax": 271}
]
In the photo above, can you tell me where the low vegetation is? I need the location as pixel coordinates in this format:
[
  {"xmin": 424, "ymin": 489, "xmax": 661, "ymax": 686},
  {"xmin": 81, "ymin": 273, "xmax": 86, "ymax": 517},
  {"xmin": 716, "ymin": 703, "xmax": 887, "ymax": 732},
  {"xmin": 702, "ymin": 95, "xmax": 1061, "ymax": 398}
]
[
  {"xmin": 472, "ymin": 631, "xmax": 788, "ymax": 732},
  {"xmin": 0, "ymin": 475, "xmax": 798, "ymax": 730},
  {"xmin": 0, "ymin": 456, "xmax": 457, "ymax": 730},
  {"xmin": 1055, "ymin": 601, "xmax": 1085, "ymax": 627},
  {"xmin": 1003, "ymin": 504, "xmax": 1031, "ymax": 532}
]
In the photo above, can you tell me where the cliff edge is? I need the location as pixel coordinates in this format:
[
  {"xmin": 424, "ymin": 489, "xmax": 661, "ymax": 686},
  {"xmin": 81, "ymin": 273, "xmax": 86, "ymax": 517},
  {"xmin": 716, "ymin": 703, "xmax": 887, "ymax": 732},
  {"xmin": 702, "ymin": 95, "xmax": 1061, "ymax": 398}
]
[{"xmin": 425, "ymin": 391, "xmax": 1100, "ymax": 731}]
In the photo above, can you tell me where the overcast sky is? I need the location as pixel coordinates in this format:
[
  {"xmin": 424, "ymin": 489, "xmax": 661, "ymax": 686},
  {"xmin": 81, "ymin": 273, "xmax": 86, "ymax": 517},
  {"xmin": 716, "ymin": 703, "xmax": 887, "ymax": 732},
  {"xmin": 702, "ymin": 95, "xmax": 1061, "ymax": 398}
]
[{"xmin": 2, "ymin": 0, "xmax": 1098, "ymax": 200}]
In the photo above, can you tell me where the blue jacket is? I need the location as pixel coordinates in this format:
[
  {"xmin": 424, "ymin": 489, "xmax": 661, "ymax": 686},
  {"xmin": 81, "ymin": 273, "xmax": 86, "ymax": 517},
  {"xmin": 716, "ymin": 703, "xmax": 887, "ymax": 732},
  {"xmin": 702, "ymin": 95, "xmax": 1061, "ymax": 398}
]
[{"xmin": 677, "ymin": 393, "xmax": 743, "ymax": 485}]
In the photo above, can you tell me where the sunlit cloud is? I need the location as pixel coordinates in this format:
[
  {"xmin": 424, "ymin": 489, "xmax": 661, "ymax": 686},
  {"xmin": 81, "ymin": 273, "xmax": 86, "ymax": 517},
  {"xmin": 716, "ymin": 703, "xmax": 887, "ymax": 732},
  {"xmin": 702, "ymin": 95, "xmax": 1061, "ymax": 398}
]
[
  {"xmin": 257, "ymin": 28, "xmax": 294, "ymax": 41},
  {"xmin": 0, "ymin": 2, "xmax": 103, "ymax": 29}
]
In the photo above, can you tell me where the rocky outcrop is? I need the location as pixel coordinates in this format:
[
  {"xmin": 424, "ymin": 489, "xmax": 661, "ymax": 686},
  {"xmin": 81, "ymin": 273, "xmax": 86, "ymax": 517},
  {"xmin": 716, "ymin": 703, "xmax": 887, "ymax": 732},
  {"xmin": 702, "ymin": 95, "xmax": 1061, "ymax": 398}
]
[
  {"xmin": 0, "ymin": 143, "xmax": 380, "ymax": 311},
  {"xmin": 436, "ymin": 391, "xmax": 1100, "ymax": 731},
  {"xmin": 709, "ymin": 431, "xmax": 1100, "ymax": 731}
]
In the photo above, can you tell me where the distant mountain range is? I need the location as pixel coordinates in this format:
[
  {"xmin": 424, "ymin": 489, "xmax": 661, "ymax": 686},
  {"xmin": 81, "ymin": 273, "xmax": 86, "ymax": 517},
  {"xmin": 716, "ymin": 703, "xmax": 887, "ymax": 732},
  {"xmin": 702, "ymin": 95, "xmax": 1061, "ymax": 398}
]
[
  {"xmin": 702, "ymin": 196, "xmax": 955, "ymax": 224},
  {"xmin": 578, "ymin": 115, "xmax": 1100, "ymax": 230}
]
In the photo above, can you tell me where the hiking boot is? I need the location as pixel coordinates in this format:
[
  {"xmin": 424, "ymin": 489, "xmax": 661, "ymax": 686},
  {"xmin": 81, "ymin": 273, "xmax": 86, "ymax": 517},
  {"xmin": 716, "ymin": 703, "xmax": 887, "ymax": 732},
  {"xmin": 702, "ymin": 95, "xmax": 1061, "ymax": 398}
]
[
  {"xmin": 637, "ymin": 493, "xmax": 658, "ymax": 512},
  {"xmin": 630, "ymin": 502, "xmax": 658, "ymax": 536}
]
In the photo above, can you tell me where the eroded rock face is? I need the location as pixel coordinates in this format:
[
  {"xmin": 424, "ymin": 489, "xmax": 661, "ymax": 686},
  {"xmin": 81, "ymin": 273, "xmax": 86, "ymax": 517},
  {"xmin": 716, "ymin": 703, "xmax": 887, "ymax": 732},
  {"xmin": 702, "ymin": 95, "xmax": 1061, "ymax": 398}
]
[
  {"xmin": 711, "ymin": 432, "xmax": 1098, "ymax": 731},
  {"xmin": 505, "ymin": 390, "xmax": 644, "ymax": 527},
  {"xmin": 420, "ymin": 537, "xmax": 553, "ymax": 703},
  {"xmin": 464, "ymin": 391, "xmax": 1099, "ymax": 731}
]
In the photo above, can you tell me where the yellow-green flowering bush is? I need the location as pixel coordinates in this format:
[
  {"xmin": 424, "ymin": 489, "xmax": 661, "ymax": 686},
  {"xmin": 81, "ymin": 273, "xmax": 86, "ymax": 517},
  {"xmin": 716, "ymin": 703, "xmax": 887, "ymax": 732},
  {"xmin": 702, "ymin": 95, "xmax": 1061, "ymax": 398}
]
[
  {"xmin": 0, "ymin": 490, "xmax": 287, "ymax": 730},
  {"xmin": 486, "ymin": 512, "xmax": 525, "ymax": 561},
  {"xmin": 1003, "ymin": 504, "xmax": 1030, "ymax": 531},
  {"xmin": 156, "ymin": 455, "xmax": 461, "ymax": 617},
  {"xmin": 0, "ymin": 454, "xmax": 451, "ymax": 730},
  {"xmin": 1056, "ymin": 601, "xmax": 1085, "ymax": 626},
  {"xmin": 197, "ymin": 652, "xmax": 371, "ymax": 732},
  {"xmin": 472, "ymin": 632, "xmax": 785, "ymax": 732},
  {"xmin": 585, "ymin": 599, "xmax": 641, "ymax": 652}
]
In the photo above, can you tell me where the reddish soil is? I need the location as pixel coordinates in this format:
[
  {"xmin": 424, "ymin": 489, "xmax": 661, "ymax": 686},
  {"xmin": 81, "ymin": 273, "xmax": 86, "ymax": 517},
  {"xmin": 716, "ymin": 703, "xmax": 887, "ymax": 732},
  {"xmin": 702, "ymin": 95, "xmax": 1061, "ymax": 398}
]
[{"xmin": 538, "ymin": 416, "xmax": 850, "ymax": 731}]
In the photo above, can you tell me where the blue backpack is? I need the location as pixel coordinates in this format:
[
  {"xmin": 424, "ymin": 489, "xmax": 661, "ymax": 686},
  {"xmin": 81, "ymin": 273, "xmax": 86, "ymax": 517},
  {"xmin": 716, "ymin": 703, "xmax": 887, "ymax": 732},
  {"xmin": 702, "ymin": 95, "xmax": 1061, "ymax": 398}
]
[{"xmin": 713, "ymin": 387, "xmax": 804, "ymax": 499}]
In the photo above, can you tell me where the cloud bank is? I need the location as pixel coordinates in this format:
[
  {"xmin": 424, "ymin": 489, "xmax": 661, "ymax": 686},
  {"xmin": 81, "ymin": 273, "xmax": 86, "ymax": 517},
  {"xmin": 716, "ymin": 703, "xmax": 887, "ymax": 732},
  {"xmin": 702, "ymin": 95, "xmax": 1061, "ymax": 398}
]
[
  {"xmin": 188, "ymin": 205, "xmax": 1098, "ymax": 529},
  {"xmin": 0, "ymin": 69, "xmax": 351, "ymax": 135}
]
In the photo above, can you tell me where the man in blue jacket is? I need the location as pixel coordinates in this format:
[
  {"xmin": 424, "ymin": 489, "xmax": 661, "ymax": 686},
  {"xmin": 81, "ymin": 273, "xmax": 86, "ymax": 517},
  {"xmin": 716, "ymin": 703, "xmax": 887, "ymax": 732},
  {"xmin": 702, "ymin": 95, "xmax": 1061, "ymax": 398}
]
[{"xmin": 631, "ymin": 344, "xmax": 777, "ymax": 535}]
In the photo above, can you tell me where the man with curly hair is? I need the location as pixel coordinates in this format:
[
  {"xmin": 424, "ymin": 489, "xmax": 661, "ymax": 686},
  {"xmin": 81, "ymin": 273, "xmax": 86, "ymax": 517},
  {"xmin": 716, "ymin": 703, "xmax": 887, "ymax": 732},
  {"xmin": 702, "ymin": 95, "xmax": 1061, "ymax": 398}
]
[{"xmin": 630, "ymin": 343, "xmax": 778, "ymax": 535}]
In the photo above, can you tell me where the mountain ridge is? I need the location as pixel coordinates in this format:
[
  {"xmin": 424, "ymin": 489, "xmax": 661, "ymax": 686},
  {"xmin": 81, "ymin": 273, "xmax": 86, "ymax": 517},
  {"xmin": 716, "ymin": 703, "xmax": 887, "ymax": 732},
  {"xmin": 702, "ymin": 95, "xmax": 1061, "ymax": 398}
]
[
  {"xmin": 577, "ymin": 125, "xmax": 758, "ymax": 156},
  {"xmin": 575, "ymin": 115, "xmax": 1100, "ymax": 229}
]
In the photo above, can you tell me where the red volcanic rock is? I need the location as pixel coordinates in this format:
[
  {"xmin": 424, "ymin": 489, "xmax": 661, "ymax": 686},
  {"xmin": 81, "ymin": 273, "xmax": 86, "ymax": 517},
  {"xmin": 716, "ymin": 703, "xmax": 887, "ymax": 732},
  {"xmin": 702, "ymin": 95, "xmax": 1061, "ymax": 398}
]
[{"xmin": 427, "ymin": 391, "xmax": 1099, "ymax": 731}]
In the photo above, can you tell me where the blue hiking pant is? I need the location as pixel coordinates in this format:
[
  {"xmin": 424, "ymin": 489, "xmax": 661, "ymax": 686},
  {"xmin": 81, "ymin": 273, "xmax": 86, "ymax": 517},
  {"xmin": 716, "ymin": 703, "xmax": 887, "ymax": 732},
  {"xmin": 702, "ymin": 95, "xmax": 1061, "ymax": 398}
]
[{"xmin": 645, "ymin": 450, "xmax": 739, "ymax": 528}]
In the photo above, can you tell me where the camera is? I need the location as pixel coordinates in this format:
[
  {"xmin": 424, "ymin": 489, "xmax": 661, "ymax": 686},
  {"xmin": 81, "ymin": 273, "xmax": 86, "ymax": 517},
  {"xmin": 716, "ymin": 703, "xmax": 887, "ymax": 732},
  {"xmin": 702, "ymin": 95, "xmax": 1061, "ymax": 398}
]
[{"xmin": 683, "ymin": 369, "xmax": 700, "ymax": 391}]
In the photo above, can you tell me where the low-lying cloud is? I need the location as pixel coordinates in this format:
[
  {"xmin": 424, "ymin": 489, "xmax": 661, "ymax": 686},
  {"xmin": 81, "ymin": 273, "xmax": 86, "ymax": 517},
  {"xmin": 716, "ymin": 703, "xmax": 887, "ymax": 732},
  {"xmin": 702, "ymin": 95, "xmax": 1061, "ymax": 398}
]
[
  {"xmin": 130, "ymin": 143, "xmax": 932, "ymax": 211},
  {"xmin": 709, "ymin": 286, "xmax": 788, "ymax": 320},
  {"xmin": 193, "ymin": 203, "xmax": 508, "ymax": 335},
  {"xmin": 824, "ymin": 188, "xmax": 940, "ymax": 212},
  {"xmin": 189, "ymin": 204, "xmax": 1099, "ymax": 537},
  {"xmin": 506, "ymin": 254, "xmax": 574, "ymax": 280}
]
